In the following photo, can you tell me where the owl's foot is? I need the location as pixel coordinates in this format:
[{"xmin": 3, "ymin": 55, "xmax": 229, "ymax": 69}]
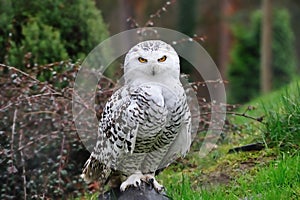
[
  {"xmin": 120, "ymin": 172, "xmax": 144, "ymax": 191},
  {"xmin": 120, "ymin": 172, "xmax": 164, "ymax": 193},
  {"xmin": 143, "ymin": 174, "xmax": 164, "ymax": 192}
]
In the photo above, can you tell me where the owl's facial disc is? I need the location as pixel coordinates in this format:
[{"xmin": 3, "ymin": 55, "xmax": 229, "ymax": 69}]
[
  {"xmin": 136, "ymin": 55, "xmax": 165, "ymax": 76},
  {"xmin": 124, "ymin": 40, "xmax": 180, "ymax": 83}
]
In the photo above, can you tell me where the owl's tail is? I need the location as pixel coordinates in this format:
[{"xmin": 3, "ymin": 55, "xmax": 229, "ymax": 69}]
[{"xmin": 81, "ymin": 155, "xmax": 110, "ymax": 184}]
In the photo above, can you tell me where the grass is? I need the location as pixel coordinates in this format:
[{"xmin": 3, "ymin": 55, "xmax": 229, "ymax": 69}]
[
  {"xmin": 194, "ymin": 153, "xmax": 299, "ymax": 200},
  {"xmin": 159, "ymin": 79, "xmax": 300, "ymax": 199},
  {"xmin": 227, "ymin": 80, "xmax": 300, "ymax": 147},
  {"xmin": 263, "ymin": 83, "xmax": 300, "ymax": 149},
  {"xmin": 74, "ymin": 192, "xmax": 99, "ymax": 200}
]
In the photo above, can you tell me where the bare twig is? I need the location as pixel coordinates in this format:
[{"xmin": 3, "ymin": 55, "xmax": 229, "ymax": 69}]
[
  {"xmin": 171, "ymin": 34, "xmax": 207, "ymax": 45},
  {"xmin": 0, "ymin": 134, "xmax": 52, "ymax": 166},
  {"xmin": 0, "ymin": 92, "xmax": 62, "ymax": 112},
  {"xmin": 0, "ymin": 64, "xmax": 58, "ymax": 94},
  {"xmin": 0, "ymin": 63, "xmax": 95, "ymax": 115},
  {"xmin": 226, "ymin": 111, "xmax": 265, "ymax": 123},
  {"xmin": 24, "ymin": 110, "xmax": 58, "ymax": 116},
  {"xmin": 126, "ymin": 17, "xmax": 139, "ymax": 28},
  {"xmin": 0, "ymin": 102, "xmax": 13, "ymax": 112},
  {"xmin": 57, "ymin": 134, "xmax": 66, "ymax": 191},
  {"xmin": 144, "ymin": 0, "xmax": 176, "ymax": 27},
  {"xmin": 191, "ymin": 79, "xmax": 229, "ymax": 85},
  {"xmin": 200, "ymin": 111, "xmax": 265, "ymax": 124},
  {"xmin": 72, "ymin": 89, "xmax": 97, "ymax": 114},
  {"xmin": 16, "ymin": 135, "xmax": 49, "ymax": 155},
  {"xmin": 229, "ymin": 105, "xmax": 265, "ymax": 123},
  {"xmin": 19, "ymin": 129, "xmax": 27, "ymax": 200},
  {"xmin": 10, "ymin": 109, "xmax": 17, "ymax": 169}
]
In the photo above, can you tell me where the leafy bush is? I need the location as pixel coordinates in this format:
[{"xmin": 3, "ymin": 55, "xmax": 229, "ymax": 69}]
[
  {"xmin": 8, "ymin": 19, "xmax": 68, "ymax": 69},
  {"xmin": 228, "ymin": 8, "xmax": 297, "ymax": 103},
  {"xmin": 0, "ymin": 0, "xmax": 108, "ymax": 67}
]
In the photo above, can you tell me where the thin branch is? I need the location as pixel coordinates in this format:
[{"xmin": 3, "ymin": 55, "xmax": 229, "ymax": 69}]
[
  {"xmin": 0, "ymin": 134, "xmax": 50, "ymax": 165},
  {"xmin": 0, "ymin": 102, "xmax": 13, "ymax": 112},
  {"xmin": 171, "ymin": 35, "xmax": 207, "ymax": 45},
  {"xmin": 200, "ymin": 111, "xmax": 265, "ymax": 124},
  {"xmin": 190, "ymin": 79, "xmax": 229, "ymax": 87},
  {"xmin": 16, "ymin": 135, "xmax": 49, "ymax": 154},
  {"xmin": 24, "ymin": 110, "xmax": 58, "ymax": 116},
  {"xmin": 72, "ymin": 89, "xmax": 97, "ymax": 114},
  {"xmin": 57, "ymin": 134, "xmax": 66, "ymax": 191},
  {"xmin": 0, "ymin": 64, "xmax": 95, "ymax": 114},
  {"xmin": 126, "ymin": 17, "xmax": 139, "ymax": 28},
  {"xmin": 0, "ymin": 92, "xmax": 61, "ymax": 112},
  {"xmin": 10, "ymin": 109, "xmax": 17, "ymax": 167},
  {"xmin": 72, "ymin": 106, "xmax": 87, "ymax": 122},
  {"xmin": 18, "ymin": 129, "xmax": 27, "ymax": 200},
  {"xmin": 226, "ymin": 111, "xmax": 265, "ymax": 123},
  {"xmin": 0, "ymin": 64, "xmax": 58, "ymax": 94},
  {"xmin": 144, "ymin": 0, "xmax": 176, "ymax": 27}
]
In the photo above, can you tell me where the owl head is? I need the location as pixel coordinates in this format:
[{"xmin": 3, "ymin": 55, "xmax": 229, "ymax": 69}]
[{"xmin": 124, "ymin": 40, "xmax": 180, "ymax": 84}]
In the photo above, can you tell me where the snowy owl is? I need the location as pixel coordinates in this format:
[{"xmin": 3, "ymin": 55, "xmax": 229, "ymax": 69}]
[{"xmin": 81, "ymin": 40, "xmax": 192, "ymax": 192}]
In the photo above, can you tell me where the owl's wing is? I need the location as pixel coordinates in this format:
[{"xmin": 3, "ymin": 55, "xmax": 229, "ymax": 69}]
[
  {"xmin": 158, "ymin": 102, "xmax": 192, "ymax": 170},
  {"xmin": 81, "ymin": 86, "xmax": 140, "ymax": 183},
  {"xmin": 95, "ymin": 86, "xmax": 140, "ymax": 156}
]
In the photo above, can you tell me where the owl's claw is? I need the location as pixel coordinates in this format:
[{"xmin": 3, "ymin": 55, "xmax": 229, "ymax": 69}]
[
  {"xmin": 144, "ymin": 174, "xmax": 164, "ymax": 192},
  {"xmin": 120, "ymin": 172, "xmax": 143, "ymax": 191},
  {"xmin": 120, "ymin": 172, "xmax": 164, "ymax": 193}
]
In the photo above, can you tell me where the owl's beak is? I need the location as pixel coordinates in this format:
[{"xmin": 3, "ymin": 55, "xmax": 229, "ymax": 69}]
[
  {"xmin": 151, "ymin": 65, "xmax": 159, "ymax": 76},
  {"xmin": 151, "ymin": 68, "xmax": 155, "ymax": 76}
]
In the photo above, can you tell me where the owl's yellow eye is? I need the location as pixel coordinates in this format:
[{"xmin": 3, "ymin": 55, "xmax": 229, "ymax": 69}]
[
  {"xmin": 138, "ymin": 57, "xmax": 147, "ymax": 63},
  {"xmin": 158, "ymin": 55, "xmax": 167, "ymax": 62}
]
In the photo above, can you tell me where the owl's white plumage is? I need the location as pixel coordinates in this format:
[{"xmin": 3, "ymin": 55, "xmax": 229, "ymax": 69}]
[{"xmin": 81, "ymin": 40, "xmax": 192, "ymax": 192}]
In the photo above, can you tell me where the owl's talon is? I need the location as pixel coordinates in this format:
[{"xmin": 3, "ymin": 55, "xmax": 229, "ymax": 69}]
[
  {"xmin": 145, "ymin": 174, "xmax": 164, "ymax": 193},
  {"xmin": 134, "ymin": 180, "xmax": 140, "ymax": 187},
  {"xmin": 148, "ymin": 178, "xmax": 154, "ymax": 184},
  {"xmin": 120, "ymin": 173, "xmax": 164, "ymax": 193},
  {"xmin": 120, "ymin": 172, "xmax": 143, "ymax": 191}
]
